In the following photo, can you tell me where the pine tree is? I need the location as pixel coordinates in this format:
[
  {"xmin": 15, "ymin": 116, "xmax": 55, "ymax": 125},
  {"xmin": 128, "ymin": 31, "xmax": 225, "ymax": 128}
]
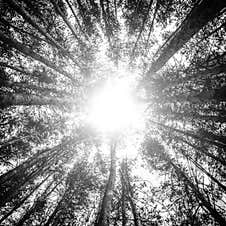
[{"xmin": 0, "ymin": 0, "xmax": 225, "ymax": 225}]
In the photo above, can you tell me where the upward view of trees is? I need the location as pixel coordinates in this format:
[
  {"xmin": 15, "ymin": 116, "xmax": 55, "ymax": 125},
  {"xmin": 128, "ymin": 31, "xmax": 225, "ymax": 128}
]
[{"xmin": 0, "ymin": 0, "xmax": 226, "ymax": 225}]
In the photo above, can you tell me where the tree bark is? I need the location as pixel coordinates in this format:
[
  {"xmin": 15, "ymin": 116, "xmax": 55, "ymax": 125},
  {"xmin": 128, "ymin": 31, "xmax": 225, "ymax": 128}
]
[
  {"xmin": 15, "ymin": 179, "xmax": 56, "ymax": 226},
  {"xmin": 0, "ymin": 141, "xmax": 68, "ymax": 208},
  {"xmin": 100, "ymin": 0, "xmax": 112, "ymax": 47},
  {"xmin": 168, "ymin": 159, "xmax": 226, "ymax": 226},
  {"xmin": 0, "ymin": 62, "xmax": 33, "ymax": 76},
  {"xmin": 176, "ymin": 136, "xmax": 226, "ymax": 167},
  {"xmin": 131, "ymin": 0, "xmax": 153, "ymax": 59},
  {"xmin": 95, "ymin": 140, "xmax": 117, "ymax": 226},
  {"xmin": 186, "ymin": 86, "xmax": 226, "ymax": 103},
  {"xmin": 0, "ymin": 164, "xmax": 48, "ymax": 208},
  {"xmin": 6, "ymin": 0, "xmax": 82, "ymax": 69},
  {"xmin": 0, "ymin": 17, "xmax": 47, "ymax": 43},
  {"xmin": 0, "ymin": 36, "xmax": 73, "ymax": 84},
  {"xmin": 145, "ymin": 0, "xmax": 159, "ymax": 50},
  {"xmin": 179, "ymin": 148, "xmax": 226, "ymax": 192},
  {"xmin": 124, "ymin": 160, "xmax": 139, "ymax": 226},
  {"xmin": 43, "ymin": 195, "xmax": 65, "ymax": 226},
  {"xmin": 149, "ymin": 144, "xmax": 226, "ymax": 226},
  {"xmin": 0, "ymin": 78, "xmax": 70, "ymax": 97},
  {"xmin": 147, "ymin": 0, "xmax": 226, "ymax": 74},
  {"xmin": 150, "ymin": 119, "xmax": 226, "ymax": 149},
  {"xmin": 0, "ymin": 175, "xmax": 49, "ymax": 224},
  {"xmin": 120, "ymin": 161, "xmax": 127, "ymax": 226},
  {"xmin": 0, "ymin": 135, "xmax": 31, "ymax": 148},
  {"xmin": 64, "ymin": 0, "xmax": 90, "ymax": 41},
  {"xmin": 50, "ymin": 0, "xmax": 85, "ymax": 47},
  {"xmin": 0, "ymin": 32, "xmax": 77, "ymax": 83},
  {"xmin": 0, "ymin": 92, "xmax": 71, "ymax": 108}
]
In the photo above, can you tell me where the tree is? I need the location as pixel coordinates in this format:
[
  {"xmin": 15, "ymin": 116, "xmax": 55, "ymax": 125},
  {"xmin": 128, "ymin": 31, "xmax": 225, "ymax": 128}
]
[{"xmin": 0, "ymin": 0, "xmax": 226, "ymax": 225}]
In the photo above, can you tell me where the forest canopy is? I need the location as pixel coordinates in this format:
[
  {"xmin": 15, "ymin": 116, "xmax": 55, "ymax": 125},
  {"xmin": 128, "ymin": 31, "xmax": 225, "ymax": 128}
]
[{"xmin": 0, "ymin": 0, "xmax": 226, "ymax": 225}]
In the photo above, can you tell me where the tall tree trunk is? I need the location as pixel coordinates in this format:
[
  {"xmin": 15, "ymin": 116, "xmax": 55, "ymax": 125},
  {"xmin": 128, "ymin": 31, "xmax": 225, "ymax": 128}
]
[
  {"xmin": 0, "ymin": 62, "xmax": 33, "ymax": 76},
  {"xmin": 0, "ymin": 135, "xmax": 31, "ymax": 148},
  {"xmin": 0, "ymin": 139, "xmax": 71, "ymax": 186},
  {"xmin": 0, "ymin": 93, "xmax": 71, "ymax": 108},
  {"xmin": 0, "ymin": 17, "xmax": 47, "ymax": 43},
  {"xmin": 147, "ymin": 0, "xmax": 226, "ymax": 74},
  {"xmin": 196, "ymin": 21, "xmax": 226, "ymax": 44},
  {"xmin": 43, "ymin": 196, "xmax": 65, "ymax": 226},
  {"xmin": 0, "ymin": 175, "xmax": 49, "ymax": 224},
  {"xmin": 0, "ymin": 140, "xmax": 69, "ymax": 208},
  {"xmin": 43, "ymin": 173, "xmax": 74, "ymax": 226},
  {"xmin": 178, "ymin": 148, "xmax": 226, "ymax": 192},
  {"xmin": 49, "ymin": 0, "xmax": 85, "ymax": 47},
  {"xmin": 64, "ymin": 0, "xmax": 90, "ymax": 41},
  {"xmin": 145, "ymin": 0, "xmax": 159, "ymax": 51},
  {"xmin": 131, "ymin": 0, "xmax": 153, "ymax": 59},
  {"xmin": 165, "ymin": 110, "xmax": 226, "ymax": 124},
  {"xmin": 168, "ymin": 158, "xmax": 226, "ymax": 226},
  {"xmin": 186, "ymin": 86, "xmax": 226, "ymax": 103},
  {"xmin": 149, "ymin": 144, "xmax": 226, "ymax": 226},
  {"xmin": 0, "ymin": 31, "xmax": 76, "ymax": 83},
  {"xmin": 0, "ymin": 166, "xmax": 46, "ymax": 208},
  {"xmin": 95, "ymin": 139, "xmax": 117, "ymax": 226},
  {"xmin": 120, "ymin": 161, "xmax": 127, "ymax": 226},
  {"xmin": 124, "ymin": 159, "xmax": 140, "ymax": 226},
  {"xmin": 100, "ymin": 0, "xmax": 112, "ymax": 47},
  {"xmin": 15, "ymin": 180, "xmax": 54, "ymax": 226},
  {"xmin": 6, "ymin": 0, "xmax": 82, "ymax": 68},
  {"xmin": 176, "ymin": 136, "xmax": 226, "ymax": 167},
  {"xmin": 150, "ymin": 119, "xmax": 226, "ymax": 149},
  {"xmin": 0, "ymin": 78, "xmax": 70, "ymax": 97}
]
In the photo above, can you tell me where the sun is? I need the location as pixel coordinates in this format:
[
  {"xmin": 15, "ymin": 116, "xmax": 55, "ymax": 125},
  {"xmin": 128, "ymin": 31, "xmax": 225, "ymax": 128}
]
[{"xmin": 88, "ymin": 78, "xmax": 142, "ymax": 134}]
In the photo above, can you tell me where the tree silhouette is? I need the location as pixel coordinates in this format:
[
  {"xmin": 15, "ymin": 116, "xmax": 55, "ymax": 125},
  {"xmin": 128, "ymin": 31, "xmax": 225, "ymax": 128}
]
[{"xmin": 0, "ymin": 0, "xmax": 226, "ymax": 225}]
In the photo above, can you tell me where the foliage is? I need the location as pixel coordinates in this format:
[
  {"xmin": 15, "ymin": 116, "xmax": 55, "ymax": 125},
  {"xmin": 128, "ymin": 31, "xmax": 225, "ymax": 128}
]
[{"xmin": 0, "ymin": 0, "xmax": 225, "ymax": 225}]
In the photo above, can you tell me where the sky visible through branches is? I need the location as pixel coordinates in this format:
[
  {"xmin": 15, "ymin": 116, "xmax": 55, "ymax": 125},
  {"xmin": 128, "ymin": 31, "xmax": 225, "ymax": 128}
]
[{"xmin": 0, "ymin": 0, "xmax": 226, "ymax": 225}]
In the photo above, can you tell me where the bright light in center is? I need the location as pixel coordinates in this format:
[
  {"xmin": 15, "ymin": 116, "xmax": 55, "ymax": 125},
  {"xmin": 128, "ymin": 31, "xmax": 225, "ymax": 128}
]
[{"xmin": 88, "ymin": 79, "xmax": 140, "ymax": 133}]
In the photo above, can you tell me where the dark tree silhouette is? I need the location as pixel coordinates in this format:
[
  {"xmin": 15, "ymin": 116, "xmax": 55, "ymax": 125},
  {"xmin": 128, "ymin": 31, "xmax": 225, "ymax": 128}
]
[{"xmin": 0, "ymin": 0, "xmax": 225, "ymax": 225}]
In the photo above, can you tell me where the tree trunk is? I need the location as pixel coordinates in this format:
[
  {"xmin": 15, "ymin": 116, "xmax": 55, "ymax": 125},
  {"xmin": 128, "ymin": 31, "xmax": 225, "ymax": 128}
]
[
  {"xmin": 0, "ymin": 175, "xmax": 49, "ymax": 224},
  {"xmin": 131, "ymin": 0, "xmax": 153, "ymax": 59},
  {"xmin": 179, "ymin": 148, "xmax": 226, "ymax": 192},
  {"xmin": 0, "ymin": 139, "xmax": 71, "ymax": 186},
  {"xmin": 43, "ymin": 199, "xmax": 63, "ymax": 226},
  {"xmin": 0, "ymin": 141, "xmax": 68, "ymax": 208},
  {"xmin": 43, "ymin": 184, "xmax": 70, "ymax": 226},
  {"xmin": 64, "ymin": 0, "xmax": 90, "ymax": 42},
  {"xmin": 6, "ymin": 0, "xmax": 82, "ymax": 68},
  {"xmin": 150, "ymin": 145, "xmax": 226, "ymax": 226},
  {"xmin": 0, "ymin": 62, "xmax": 33, "ymax": 76},
  {"xmin": 0, "ymin": 92, "xmax": 71, "ymax": 108},
  {"xmin": 145, "ymin": 0, "xmax": 159, "ymax": 50},
  {"xmin": 120, "ymin": 161, "xmax": 127, "ymax": 226},
  {"xmin": 0, "ymin": 164, "xmax": 47, "ymax": 208},
  {"xmin": 0, "ymin": 135, "xmax": 31, "ymax": 148},
  {"xmin": 150, "ymin": 119, "xmax": 226, "ymax": 149},
  {"xmin": 100, "ymin": 0, "xmax": 112, "ymax": 47},
  {"xmin": 124, "ymin": 160, "xmax": 139, "ymax": 226},
  {"xmin": 0, "ymin": 31, "xmax": 76, "ymax": 83},
  {"xmin": 168, "ymin": 159, "xmax": 226, "ymax": 226},
  {"xmin": 0, "ymin": 78, "xmax": 70, "ymax": 97},
  {"xmin": 15, "ymin": 179, "xmax": 59, "ymax": 226},
  {"xmin": 166, "ymin": 110, "xmax": 226, "ymax": 124},
  {"xmin": 176, "ymin": 136, "xmax": 226, "ymax": 167},
  {"xmin": 50, "ymin": 0, "xmax": 85, "ymax": 47},
  {"xmin": 0, "ymin": 17, "xmax": 47, "ymax": 43},
  {"xmin": 147, "ymin": 0, "xmax": 226, "ymax": 74},
  {"xmin": 95, "ymin": 140, "xmax": 117, "ymax": 226},
  {"xmin": 186, "ymin": 86, "xmax": 226, "ymax": 103}
]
